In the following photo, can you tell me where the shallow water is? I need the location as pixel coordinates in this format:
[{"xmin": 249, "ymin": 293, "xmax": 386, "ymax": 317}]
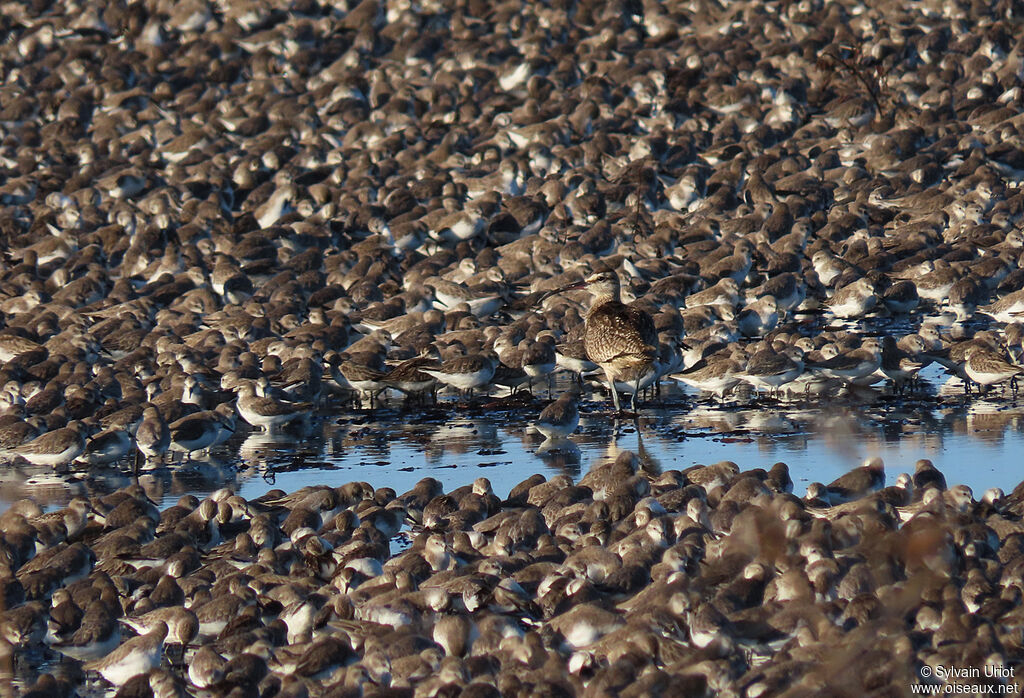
[{"xmin": 4, "ymin": 366, "xmax": 1023, "ymax": 518}]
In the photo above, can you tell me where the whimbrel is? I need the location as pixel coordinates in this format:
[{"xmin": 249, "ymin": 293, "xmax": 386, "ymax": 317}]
[{"xmin": 555, "ymin": 271, "xmax": 659, "ymax": 413}]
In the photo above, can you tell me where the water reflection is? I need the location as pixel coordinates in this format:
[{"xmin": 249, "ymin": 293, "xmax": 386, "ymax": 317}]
[{"xmin": 4, "ymin": 373, "xmax": 1024, "ymax": 514}]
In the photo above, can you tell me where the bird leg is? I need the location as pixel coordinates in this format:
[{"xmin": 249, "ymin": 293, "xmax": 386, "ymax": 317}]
[{"xmin": 604, "ymin": 368, "xmax": 622, "ymax": 413}]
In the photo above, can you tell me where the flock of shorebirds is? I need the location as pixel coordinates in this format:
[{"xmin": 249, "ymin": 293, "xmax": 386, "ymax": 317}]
[
  {"xmin": 6, "ymin": 453, "xmax": 1024, "ymax": 696},
  {"xmin": 0, "ymin": 0, "xmax": 1022, "ymax": 475},
  {"xmin": 2, "ymin": 0, "xmax": 1024, "ymax": 692}
]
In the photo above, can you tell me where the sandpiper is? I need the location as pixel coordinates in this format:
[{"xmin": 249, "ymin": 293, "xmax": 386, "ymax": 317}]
[
  {"xmin": 0, "ymin": 334, "xmax": 43, "ymax": 362},
  {"xmin": 740, "ymin": 344, "xmax": 804, "ymax": 397},
  {"xmin": 978, "ymin": 288, "xmax": 1024, "ymax": 323},
  {"xmin": 382, "ymin": 356, "xmax": 438, "ymax": 399},
  {"xmin": 52, "ymin": 599, "xmax": 121, "ymax": 661},
  {"xmin": 875, "ymin": 335, "xmax": 924, "ymax": 391},
  {"xmin": 427, "ymin": 278, "xmax": 504, "ymax": 318},
  {"xmin": 686, "ymin": 277, "xmax": 741, "ymax": 310},
  {"xmin": 824, "ymin": 278, "xmax": 878, "ymax": 319},
  {"xmin": 84, "ymin": 621, "xmax": 167, "ymax": 686},
  {"xmin": 168, "ymin": 407, "xmax": 235, "ymax": 458},
  {"xmin": 30, "ymin": 497, "xmax": 92, "ymax": 542},
  {"xmin": 188, "ymin": 645, "xmax": 227, "ymax": 689},
  {"xmin": 554, "ymin": 336, "xmax": 598, "ymax": 383},
  {"xmin": 521, "ymin": 334, "xmax": 558, "ymax": 394},
  {"xmin": 805, "ymin": 338, "xmax": 883, "ymax": 384},
  {"xmin": 135, "ymin": 405, "xmax": 170, "ymax": 463},
  {"xmin": 736, "ymin": 295, "xmax": 779, "ymax": 337},
  {"xmin": 533, "ymin": 391, "xmax": 580, "ymax": 440},
  {"xmin": 825, "ymin": 457, "xmax": 886, "ymax": 504},
  {"xmin": 671, "ymin": 356, "xmax": 744, "ymax": 399},
  {"xmin": 77, "ymin": 427, "xmax": 133, "ymax": 466},
  {"xmin": 328, "ymin": 353, "xmax": 390, "ymax": 403},
  {"xmin": 120, "ymin": 607, "xmax": 198, "ymax": 647},
  {"xmin": 962, "ymin": 346, "xmax": 1023, "ymax": 390},
  {"xmin": 2, "ymin": 421, "xmax": 86, "ymax": 467},
  {"xmin": 420, "ymin": 353, "xmax": 498, "ymax": 397},
  {"xmin": 236, "ymin": 382, "xmax": 312, "ymax": 430}
]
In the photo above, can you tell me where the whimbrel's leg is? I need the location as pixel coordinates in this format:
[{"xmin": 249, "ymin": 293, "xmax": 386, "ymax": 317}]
[
  {"xmin": 604, "ymin": 368, "xmax": 622, "ymax": 412},
  {"xmin": 610, "ymin": 386, "xmax": 622, "ymax": 412}
]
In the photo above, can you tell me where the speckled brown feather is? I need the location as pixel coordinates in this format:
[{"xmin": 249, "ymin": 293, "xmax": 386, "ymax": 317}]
[{"xmin": 584, "ymin": 300, "xmax": 658, "ymax": 367}]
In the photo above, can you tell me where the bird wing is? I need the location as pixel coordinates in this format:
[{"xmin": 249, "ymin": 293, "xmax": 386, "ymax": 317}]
[
  {"xmin": 584, "ymin": 305, "xmax": 658, "ymax": 363},
  {"xmin": 170, "ymin": 416, "xmax": 210, "ymax": 442}
]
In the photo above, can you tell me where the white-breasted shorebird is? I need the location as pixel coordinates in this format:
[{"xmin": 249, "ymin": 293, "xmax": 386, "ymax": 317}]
[
  {"xmin": 533, "ymin": 391, "xmax": 580, "ymax": 440},
  {"xmin": 83, "ymin": 621, "xmax": 167, "ymax": 686},
  {"xmin": 2, "ymin": 421, "xmax": 86, "ymax": 468}
]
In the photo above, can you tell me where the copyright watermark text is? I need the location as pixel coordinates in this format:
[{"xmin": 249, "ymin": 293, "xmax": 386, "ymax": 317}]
[{"xmin": 914, "ymin": 664, "xmax": 1019, "ymax": 695}]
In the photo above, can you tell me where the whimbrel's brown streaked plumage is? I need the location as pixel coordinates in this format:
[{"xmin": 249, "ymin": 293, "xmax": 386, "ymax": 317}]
[{"xmin": 555, "ymin": 271, "xmax": 658, "ymax": 413}]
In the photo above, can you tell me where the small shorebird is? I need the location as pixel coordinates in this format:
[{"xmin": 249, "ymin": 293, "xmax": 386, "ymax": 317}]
[
  {"xmin": 382, "ymin": 356, "xmax": 438, "ymax": 400},
  {"xmin": 533, "ymin": 391, "xmax": 580, "ymax": 440},
  {"xmin": 2, "ymin": 421, "xmax": 86, "ymax": 467},
  {"xmin": 168, "ymin": 405, "xmax": 236, "ymax": 458},
  {"xmin": 83, "ymin": 621, "xmax": 167, "ymax": 686},
  {"xmin": 0, "ymin": 334, "xmax": 42, "ymax": 361},
  {"xmin": 77, "ymin": 427, "xmax": 133, "ymax": 466},
  {"xmin": 740, "ymin": 344, "xmax": 804, "ymax": 397},
  {"xmin": 522, "ymin": 334, "xmax": 558, "ymax": 394},
  {"xmin": 736, "ymin": 295, "xmax": 779, "ymax": 337},
  {"xmin": 877, "ymin": 335, "xmax": 924, "ymax": 391},
  {"xmin": 554, "ymin": 336, "xmax": 598, "ymax": 384},
  {"xmin": 188, "ymin": 646, "xmax": 227, "ymax": 689},
  {"xmin": 30, "ymin": 497, "xmax": 92, "ymax": 542},
  {"xmin": 961, "ymin": 346, "xmax": 1023, "ymax": 391},
  {"xmin": 119, "ymin": 607, "xmax": 198, "ymax": 647},
  {"xmin": 420, "ymin": 353, "xmax": 498, "ymax": 397},
  {"xmin": 824, "ymin": 278, "xmax": 878, "ymax": 319},
  {"xmin": 51, "ymin": 599, "xmax": 120, "ymax": 661},
  {"xmin": 671, "ymin": 356, "xmax": 744, "ymax": 399},
  {"xmin": 978, "ymin": 288, "xmax": 1024, "ymax": 323},
  {"xmin": 236, "ymin": 382, "xmax": 312, "ymax": 430},
  {"xmin": 825, "ymin": 457, "xmax": 886, "ymax": 504},
  {"xmin": 805, "ymin": 338, "xmax": 883, "ymax": 384},
  {"xmin": 553, "ymin": 271, "xmax": 659, "ymax": 412},
  {"xmin": 327, "ymin": 353, "xmax": 389, "ymax": 404},
  {"xmin": 135, "ymin": 406, "xmax": 170, "ymax": 463}
]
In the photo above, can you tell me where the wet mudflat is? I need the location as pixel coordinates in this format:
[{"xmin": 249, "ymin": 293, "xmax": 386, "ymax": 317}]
[{"xmin": 5, "ymin": 366, "xmax": 1022, "ymax": 517}]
